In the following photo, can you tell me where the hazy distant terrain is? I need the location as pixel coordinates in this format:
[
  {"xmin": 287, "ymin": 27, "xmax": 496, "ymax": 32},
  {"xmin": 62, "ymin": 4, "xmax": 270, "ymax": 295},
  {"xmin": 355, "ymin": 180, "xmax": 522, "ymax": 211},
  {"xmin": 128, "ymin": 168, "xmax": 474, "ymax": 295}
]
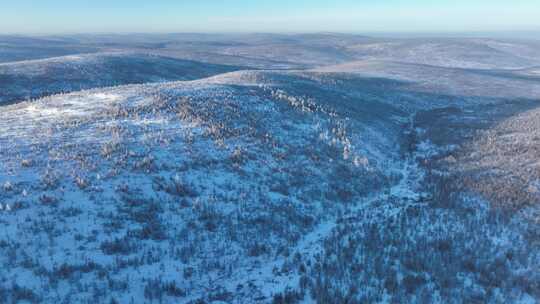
[{"xmin": 0, "ymin": 33, "xmax": 539, "ymax": 303}]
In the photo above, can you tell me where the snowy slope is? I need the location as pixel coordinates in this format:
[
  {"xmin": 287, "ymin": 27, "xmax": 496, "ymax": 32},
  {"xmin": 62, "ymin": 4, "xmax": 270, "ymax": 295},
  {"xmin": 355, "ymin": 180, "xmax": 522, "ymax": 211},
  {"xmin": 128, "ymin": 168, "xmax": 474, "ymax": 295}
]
[{"xmin": 454, "ymin": 106, "xmax": 540, "ymax": 211}]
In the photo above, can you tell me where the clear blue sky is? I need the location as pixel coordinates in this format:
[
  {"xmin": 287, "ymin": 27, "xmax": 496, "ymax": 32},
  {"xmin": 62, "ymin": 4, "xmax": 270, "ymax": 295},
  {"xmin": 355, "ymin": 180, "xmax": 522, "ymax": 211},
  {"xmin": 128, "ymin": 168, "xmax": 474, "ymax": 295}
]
[{"xmin": 1, "ymin": 0, "xmax": 539, "ymax": 34}]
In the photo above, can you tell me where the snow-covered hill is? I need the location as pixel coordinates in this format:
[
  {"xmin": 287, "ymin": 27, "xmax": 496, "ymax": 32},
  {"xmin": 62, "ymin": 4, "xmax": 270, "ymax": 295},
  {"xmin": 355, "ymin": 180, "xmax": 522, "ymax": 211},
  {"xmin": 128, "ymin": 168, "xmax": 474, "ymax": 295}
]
[
  {"xmin": 0, "ymin": 52, "xmax": 241, "ymax": 105},
  {"xmin": 0, "ymin": 71, "xmax": 400, "ymax": 303},
  {"xmin": 344, "ymin": 38, "xmax": 540, "ymax": 69}
]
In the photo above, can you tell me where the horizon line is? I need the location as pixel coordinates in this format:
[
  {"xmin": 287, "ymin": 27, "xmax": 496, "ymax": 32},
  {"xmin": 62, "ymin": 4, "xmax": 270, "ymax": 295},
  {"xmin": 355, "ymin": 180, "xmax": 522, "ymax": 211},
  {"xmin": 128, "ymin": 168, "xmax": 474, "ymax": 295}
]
[{"xmin": 1, "ymin": 29, "xmax": 540, "ymax": 37}]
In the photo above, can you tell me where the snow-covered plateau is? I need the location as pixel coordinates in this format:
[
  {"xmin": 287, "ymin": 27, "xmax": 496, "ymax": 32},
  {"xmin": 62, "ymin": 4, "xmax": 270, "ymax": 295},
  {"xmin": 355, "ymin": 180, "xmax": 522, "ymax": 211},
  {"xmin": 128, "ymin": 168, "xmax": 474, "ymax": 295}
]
[{"xmin": 0, "ymin": 33, "xmax": 539, "ymax": 303}]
